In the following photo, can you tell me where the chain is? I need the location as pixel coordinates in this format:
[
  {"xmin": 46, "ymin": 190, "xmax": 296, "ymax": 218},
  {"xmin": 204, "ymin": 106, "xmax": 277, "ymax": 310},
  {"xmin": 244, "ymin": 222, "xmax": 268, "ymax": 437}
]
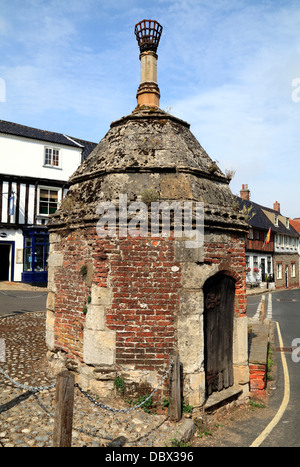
[
  {"xmin": 0, "ymin": 367, "xmax": 55, "ymax": 393},
  {"xmin": 75, "ymin": 365, "xmax": 171, "ymax": 414},
  {"xmin": 0, "ymin": 363, "xmax": 171, "ymax": 414}
]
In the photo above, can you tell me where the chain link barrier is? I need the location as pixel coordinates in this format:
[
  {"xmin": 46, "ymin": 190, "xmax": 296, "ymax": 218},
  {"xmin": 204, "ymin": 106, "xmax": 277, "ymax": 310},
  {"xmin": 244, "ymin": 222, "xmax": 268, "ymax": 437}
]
[
  {"xmin": 0, "ymin": 364, "xmax": 171, "ymax": 412},
  {"xmin": 75, "ymin": 364, "xmax": 171, "ymax": 413},
  {"xmin": 0, "ymin": 366, "xmax": 56, "ymax": 393},
  {"xmin": 0, "ymin": 363, "xmax": 172, "ymax": 446}
]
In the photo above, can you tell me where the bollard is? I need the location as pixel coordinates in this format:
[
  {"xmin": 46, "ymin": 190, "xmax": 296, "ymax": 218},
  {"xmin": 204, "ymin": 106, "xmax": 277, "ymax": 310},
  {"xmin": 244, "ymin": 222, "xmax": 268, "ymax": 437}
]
[
  {"xmin": 168, "ymin": 352, "xmax": 182, "ymax": 422},
  {"xmin": 53, "ymin": 370, "xmax": 75, "ymax": 447}
]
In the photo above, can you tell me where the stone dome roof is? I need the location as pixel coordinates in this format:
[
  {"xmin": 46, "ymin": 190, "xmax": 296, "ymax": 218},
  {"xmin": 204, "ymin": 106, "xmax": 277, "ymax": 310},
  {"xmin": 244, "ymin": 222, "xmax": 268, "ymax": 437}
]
[{"xmin": 49, "ymin": 107, "xmax": 248, "ymax": 233}]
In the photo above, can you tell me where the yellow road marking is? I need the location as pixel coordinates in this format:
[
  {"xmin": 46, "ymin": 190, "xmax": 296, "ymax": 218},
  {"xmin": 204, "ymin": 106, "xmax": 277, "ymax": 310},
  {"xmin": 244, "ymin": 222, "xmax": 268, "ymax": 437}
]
[{"xmin": 250, "ymin": 321, "xmax": 290, "ymax": 447}]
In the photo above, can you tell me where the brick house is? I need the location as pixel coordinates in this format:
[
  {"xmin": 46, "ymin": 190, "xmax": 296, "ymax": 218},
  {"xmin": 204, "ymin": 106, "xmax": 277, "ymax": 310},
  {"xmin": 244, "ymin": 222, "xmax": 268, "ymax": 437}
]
[
  {"xmin": 46, "ymin": 21, "xmax": 250, "ymax": 408},
  {"xmin": 238, "ymin": 186, "xmax": 299, "ymax": 290},
  {"xmin": 0, "ymin": 120, "xmax": 96, "ymax": 284}
]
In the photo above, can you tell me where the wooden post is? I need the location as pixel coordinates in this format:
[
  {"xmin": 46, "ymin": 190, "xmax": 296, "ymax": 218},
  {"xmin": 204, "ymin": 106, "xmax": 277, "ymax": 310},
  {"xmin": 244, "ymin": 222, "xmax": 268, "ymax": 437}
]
[
  {"xmin": 53, "ymin": 370, "xmax": 75, "ymax": 447},
  {"xmin": 168, "ymin": 352, "xmax": 182, "ymax": 422}
]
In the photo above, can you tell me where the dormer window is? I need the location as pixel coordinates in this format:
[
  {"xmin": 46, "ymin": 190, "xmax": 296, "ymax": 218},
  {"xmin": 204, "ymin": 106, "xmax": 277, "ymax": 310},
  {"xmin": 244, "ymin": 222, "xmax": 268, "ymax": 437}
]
[
  {"xmin": 44, "ymin": 147, "xmax": 60, "ymax": 167},
  {"xmin": 274, "ymin": 213, "xmax": 278, "ymax": 227},
  {"xmin": 286, "ymin": 218, "xmax": 289, "ymax": 229}
]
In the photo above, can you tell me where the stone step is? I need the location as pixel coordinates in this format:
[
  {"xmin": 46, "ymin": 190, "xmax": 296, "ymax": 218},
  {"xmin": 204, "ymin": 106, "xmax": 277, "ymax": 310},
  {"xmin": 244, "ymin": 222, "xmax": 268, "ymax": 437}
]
[{"xmin": 204, "ymin": 385, "xmax": 243, "ymax": 410}]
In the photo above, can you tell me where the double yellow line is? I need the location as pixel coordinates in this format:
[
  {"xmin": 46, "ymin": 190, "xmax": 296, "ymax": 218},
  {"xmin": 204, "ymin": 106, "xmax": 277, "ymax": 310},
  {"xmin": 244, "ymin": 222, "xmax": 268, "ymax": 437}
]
[{"xmin": 250, "ymin": 321, "xmax": 290, "ymax": 447}]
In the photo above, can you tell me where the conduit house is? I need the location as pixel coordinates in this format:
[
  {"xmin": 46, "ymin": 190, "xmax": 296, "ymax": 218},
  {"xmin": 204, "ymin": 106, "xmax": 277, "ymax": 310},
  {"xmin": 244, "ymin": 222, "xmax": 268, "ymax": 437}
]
[
  {"xmin": 46, "ymin": 21, "xmax": 249, "ymax": 408},
  {"xmin": 0, "ymin": 120, "xmax": 96, "ymax": 285}
]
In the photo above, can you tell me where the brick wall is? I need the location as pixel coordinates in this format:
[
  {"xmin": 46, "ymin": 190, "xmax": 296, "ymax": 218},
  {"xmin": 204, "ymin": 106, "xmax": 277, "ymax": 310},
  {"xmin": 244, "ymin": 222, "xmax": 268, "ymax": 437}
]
[
  {"xmin": 51, "ymin": 229, "xmax": 246, "ymax": 363},
  {"xmin": 48, "ymin": 226, "xmax": 247, "ymax": 400},
  {"xmin": 274, "ymin": 254, "xmax": 299, "ymax": 290},
  {"xmin": 106, "ymin": 236, "xmax": 180, "ymax": 370},
  {"xmin": 249, "ymin": 363, "xmax": 267, "ymax": 396}
]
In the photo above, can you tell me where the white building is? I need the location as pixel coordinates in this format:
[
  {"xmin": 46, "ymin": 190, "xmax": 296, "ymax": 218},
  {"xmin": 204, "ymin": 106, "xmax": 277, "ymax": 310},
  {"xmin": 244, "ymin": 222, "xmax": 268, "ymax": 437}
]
[{"xmin": 0, "ymin": 120, "xmax": 96, "ymax": 284}]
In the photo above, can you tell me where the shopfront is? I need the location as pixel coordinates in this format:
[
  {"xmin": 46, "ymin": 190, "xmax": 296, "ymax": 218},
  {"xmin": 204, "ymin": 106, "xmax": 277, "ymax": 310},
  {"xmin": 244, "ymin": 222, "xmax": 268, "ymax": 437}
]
[{"xmin": 21, "ymin": 228, "xmax": 49, "ymax": 285}]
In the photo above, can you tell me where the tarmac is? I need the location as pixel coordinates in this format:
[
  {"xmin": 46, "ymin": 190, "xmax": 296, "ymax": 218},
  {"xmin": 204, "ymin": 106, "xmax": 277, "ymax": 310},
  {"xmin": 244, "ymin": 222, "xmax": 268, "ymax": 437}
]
[{"xmin": 0, "ymin": 281, "xmax": 272, "ymax": 448}]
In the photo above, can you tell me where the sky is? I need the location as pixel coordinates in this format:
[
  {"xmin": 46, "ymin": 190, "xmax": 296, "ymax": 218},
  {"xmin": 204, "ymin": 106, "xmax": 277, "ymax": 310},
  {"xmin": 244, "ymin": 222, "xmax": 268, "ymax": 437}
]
[{"xmin": 0, "ymin": 0, "xmax": 300, "ymax": 218}]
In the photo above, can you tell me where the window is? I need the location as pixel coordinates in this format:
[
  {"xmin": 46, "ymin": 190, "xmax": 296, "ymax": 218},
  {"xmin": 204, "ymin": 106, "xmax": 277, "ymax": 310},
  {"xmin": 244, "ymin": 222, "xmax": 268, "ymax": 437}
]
[
  {"xmin": 274, "ymin": 214, "xmax": 278, "ymax": 227},
  {"xmin": 253, "ymin": 256, "xmax": 258, "ymax": 268},
  {"xmin": 277, "ymin": 263, "xmax": 282, "ymax": 280},
  {"xmin": 39, "ymin": 188, "xmax": 59, "ymax": 215},
  {"xmin": 44, "ymin": 147, "xmax": 60, "ymax": 167},
  {"xmin": 249, "ymin": 228, "xmax": 253, "ymax": 240},
  {"xmin": 277, "ymin": 235, "xmax": 281, "ymax": 247},
  {"xmin": 267, "ymin": 257, "xmax": 271, "ymax": 274},
  {"xmin": 286, "ymin": 218, "xmax": 289, "ymax": 229},
  {"xmin": 23, "ymin": 233, "xmax": 49, "ymax": 274},
  {"xmin": 291, "ymin": 263, "xmax": 296, "ymax": 278},
  {"xmin": 255, "ymin": 230, "xmax": 260, "ymax": 240}
]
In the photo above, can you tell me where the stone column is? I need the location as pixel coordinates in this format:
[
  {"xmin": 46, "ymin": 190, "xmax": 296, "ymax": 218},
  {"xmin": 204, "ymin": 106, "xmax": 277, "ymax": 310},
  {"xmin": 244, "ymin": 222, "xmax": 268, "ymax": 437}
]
[{"xmin": 136, "ymin": 51, "xmax": 160, "ymax": 107}]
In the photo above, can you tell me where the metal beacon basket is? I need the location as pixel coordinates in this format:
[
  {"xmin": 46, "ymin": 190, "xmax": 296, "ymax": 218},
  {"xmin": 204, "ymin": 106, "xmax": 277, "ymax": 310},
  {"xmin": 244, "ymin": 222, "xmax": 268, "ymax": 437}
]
[{"xmin": 134, "ymin": 20, "xmax": 163, "ymax": 53}]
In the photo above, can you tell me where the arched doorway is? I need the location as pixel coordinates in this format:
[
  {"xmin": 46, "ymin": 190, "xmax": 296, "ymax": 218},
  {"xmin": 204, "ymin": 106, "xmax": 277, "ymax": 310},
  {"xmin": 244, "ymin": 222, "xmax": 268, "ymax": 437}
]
[{"xmin": 204, "ymin": 273, "xmax": 236, "ymax": 396}]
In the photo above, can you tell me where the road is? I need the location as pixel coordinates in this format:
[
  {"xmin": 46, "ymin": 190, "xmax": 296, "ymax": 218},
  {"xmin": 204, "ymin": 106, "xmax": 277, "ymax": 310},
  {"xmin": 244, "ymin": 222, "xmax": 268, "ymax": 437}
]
[
  {"xmin": 0, "ymin": 289, "xmax": 47, "ymax": 317},
  {"xmin": 248, "ymin": 288, "xmax": 300, "ymax": 447}
]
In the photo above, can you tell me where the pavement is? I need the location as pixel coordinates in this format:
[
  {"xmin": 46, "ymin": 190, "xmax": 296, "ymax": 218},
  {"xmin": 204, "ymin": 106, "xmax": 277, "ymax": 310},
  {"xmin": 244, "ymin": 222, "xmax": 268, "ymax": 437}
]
[{"xmin": 0, "ymin": 281, "xmax": 276, "ymax": 448}]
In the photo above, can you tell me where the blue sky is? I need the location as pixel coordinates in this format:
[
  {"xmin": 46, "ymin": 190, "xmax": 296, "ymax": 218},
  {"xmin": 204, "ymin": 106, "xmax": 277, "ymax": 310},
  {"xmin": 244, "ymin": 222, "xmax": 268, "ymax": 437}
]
[{"xmin": 0, "ymin": 0, "xmax": 300, "ymax": 218}]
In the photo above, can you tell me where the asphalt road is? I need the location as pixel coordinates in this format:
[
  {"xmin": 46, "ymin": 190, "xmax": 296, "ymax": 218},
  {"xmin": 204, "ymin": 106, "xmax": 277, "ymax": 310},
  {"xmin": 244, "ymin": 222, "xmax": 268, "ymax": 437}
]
[
  {"xmin": 247, "ymin": 288, "xmax": 300, "ymax": 447},
  {"xmin": 260, "ymin": 288, "xmax": 300, "ymax": 447},
  {"xmin": 0, "ymin": 289, "xmax": 47, "ymax": 317}
]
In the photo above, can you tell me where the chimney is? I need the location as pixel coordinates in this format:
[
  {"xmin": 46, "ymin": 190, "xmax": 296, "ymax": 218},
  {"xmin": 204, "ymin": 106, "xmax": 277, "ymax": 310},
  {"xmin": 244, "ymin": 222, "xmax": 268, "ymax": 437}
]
[
  {"xmin": 134, "ymin": 20, "xmax": 163, "ymax": 108},
  {"xmin": 240, "ymin": 184, "xmax": 250, "ymax": 201},
  {"xmin": 273, "ymin": 201, "xmax": 280, "ymax": 213}
]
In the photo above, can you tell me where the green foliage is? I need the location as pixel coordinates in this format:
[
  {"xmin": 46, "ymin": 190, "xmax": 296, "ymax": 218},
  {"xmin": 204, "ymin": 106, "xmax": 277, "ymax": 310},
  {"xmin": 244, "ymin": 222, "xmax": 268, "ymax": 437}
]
[
  {"xmin": 162, "ymin": 397, "xmax": 169, "ymax": 408},
  {"xmin": 114, "ymin": 376, "xmax": 125, "ymax": 395},
  {"xmin": 170, "ymin": 438, "xmax": 191, "ymax": 447},
  {"xmin": 182, "ymin": 400, "xmax": 193, "ymax": 413},
  {"xmin": 133, "ymin": 394, "xmax": 154, "ymax": 414},
  {"xmin": 141, "ymin": 189, "xmax": 159, "ymax": 206},
  {"xmin": 249, "ymin": 398, "xmax": 266, "ymax": 409},
  {"xmin": 80, "ymin": 265, "xmax": 88, "ymax": 278}
]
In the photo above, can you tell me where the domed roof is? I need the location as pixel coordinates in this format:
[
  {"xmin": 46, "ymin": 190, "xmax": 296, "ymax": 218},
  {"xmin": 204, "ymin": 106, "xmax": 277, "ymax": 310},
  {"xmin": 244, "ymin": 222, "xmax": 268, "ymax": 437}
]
[
  {"xmin": 69, "ymin": 108, "xmax": 224, "ymax": 184},
  {"xmin": 49, "ymin": 107, "xmax": 247, "ymax": 233}
]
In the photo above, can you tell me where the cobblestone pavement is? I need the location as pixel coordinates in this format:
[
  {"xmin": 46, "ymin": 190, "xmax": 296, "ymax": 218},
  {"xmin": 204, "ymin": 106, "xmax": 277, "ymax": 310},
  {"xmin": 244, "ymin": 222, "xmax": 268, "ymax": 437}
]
[{"xmin": 0, "ymin": 311, "xmax": 189, "ymax": 448}]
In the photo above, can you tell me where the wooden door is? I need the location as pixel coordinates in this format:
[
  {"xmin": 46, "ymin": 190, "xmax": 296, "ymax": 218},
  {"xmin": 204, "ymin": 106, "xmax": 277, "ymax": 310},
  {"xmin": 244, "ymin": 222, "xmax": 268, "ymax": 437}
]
[{"xmin": 204, "ymin": 274, "xmax": 235, "ymax": 396}]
